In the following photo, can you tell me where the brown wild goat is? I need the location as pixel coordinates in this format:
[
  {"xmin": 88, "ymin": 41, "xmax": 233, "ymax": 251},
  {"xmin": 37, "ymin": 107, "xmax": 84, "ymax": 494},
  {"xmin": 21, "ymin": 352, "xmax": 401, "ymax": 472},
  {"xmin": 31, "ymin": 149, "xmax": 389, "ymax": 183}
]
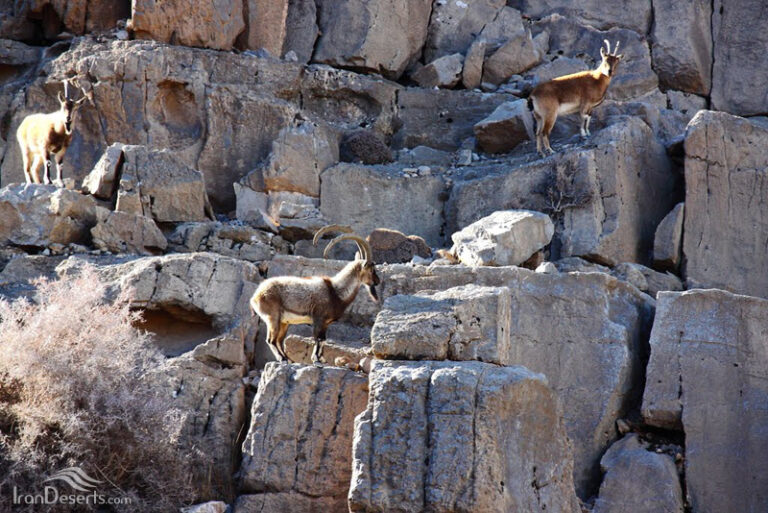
[
  {"xmin": 250, "ymin": 225, "xmax": 380, "ymax": 364},
  {"xmin": 527, "ymin": 40, "xmax": 623, "ymax": 156},
  {"xmin": 16, "ymin": 79, "xmax": 90, "ymax": 185}
]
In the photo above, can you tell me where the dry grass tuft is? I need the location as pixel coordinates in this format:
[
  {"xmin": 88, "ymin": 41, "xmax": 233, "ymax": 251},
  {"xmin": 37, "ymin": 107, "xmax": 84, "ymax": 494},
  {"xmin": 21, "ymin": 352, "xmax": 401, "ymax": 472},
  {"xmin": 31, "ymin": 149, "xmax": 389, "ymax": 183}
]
[{"xmin": 0, "ymin": 266, "xmax": 200, "ymax": 512}]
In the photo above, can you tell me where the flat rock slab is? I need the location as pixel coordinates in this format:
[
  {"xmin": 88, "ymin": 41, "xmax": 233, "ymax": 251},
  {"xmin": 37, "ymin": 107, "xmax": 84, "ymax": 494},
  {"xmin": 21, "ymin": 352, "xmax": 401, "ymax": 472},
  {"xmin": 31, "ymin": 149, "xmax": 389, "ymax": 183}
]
[
  {"xmin": 653, "ymin": 203, "xmax": 684, "ymax": 272},
  {"xmin": 451, "ymin": 209, "xmax": 554, "ymax": 267},
  {"xmin": 683, "ymin": 111, "xmax": 768, "ymax": 299},
  {"xmin": 371, "ymin": 285, "xmax": 511, "ymax": 364},
  {"xmin": 240, "ymin": 363, "xmax": 369, "ymax": 505},
  {"xmin": 642, "ymin": 289, "xmax": 768, "ymax": 513},
  {"xmin": 349, "ymin": 360, "xmax": 580, "ymax": 513}
]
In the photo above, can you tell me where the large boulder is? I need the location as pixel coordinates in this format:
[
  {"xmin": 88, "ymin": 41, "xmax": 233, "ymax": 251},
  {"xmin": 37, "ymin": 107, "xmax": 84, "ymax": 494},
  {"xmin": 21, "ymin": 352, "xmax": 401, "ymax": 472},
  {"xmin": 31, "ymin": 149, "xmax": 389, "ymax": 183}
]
[
  {"xmin": 482, "ymin": 25, "xmax": 543, "ymax": 86},
  {"xmin": 451, "ymin": 209, "xmax": 554, "ymax": 267},
  {"xmin": 81, "ymin": 142, "xmax": 124, "ymax": 200},
  {"xmin": 115, "ymin": 145, "xmax": 213, "ymax": 223},
  {"xmin": 349, "ymin": 360, "xmax": 580, "ymax": 513},
  {"xmin": 166, "ymin": 222, "xmax": 277, "ymax": 262},
  {"xmin": 313, "ymin": 0, "xmax": 432, "ymax": 80},
  {"xmin": 509, "ymin": 0, "xmax": 652, "ymax": 34},
  {"xmin": 653, "ymin": 202, "xmax": 684, "ymax": 272},
  {"xmin": 423, "ymin": 0, "xmax": 505, "ymax": 63},
  {"xmin": 130, "ymin": 0, "xmax": 246, "ymax": 50},
  {"xmin": 320, "ymin": 163, "xmax": 447, "ymax": 246},
  {"xmin": 371, "ymin": 285, "xmax": 512, "ymax": 363},
  {"xmin": 91, "ymin": 209, "xmax": 167, "ymax": 255},
  {"xmin": 260, "ymin": 121, "xmax": 339, "ymax": 197},
  {"xmin": 683, "ymin": 111, "xmax": 768, "ymax": 298},
  {"xmin": 592, "ymin": 435, "xmax": 684, "ymax": 513},
  {"xmin": 282, "ymin": 0, "xmax": 318, "ymax": 62},
  {"xmin": 611, "ymin": 262, "xmax": 683, "ymax": 298},
  {"xmin": 711, "ymin": 0, "xmax": 768, "ymax": 115},
  {"xmin": 651, "ymin": 0, "xmax": 712, "ymax": 95},
  {"xmin": 448, "ymin": 118, "xmax": 681, "ymax": 266},
  {"xmin": 366, "ymin": 228, "xmax": 431, "ymax": 264},
  {"xmin": 0, "ymin": 184, "xmax": 98, "ymax": 247},
  {"xmin": 473, "ymin": 99, "xmax": 534, "ymax": 154},
  {"xmin": 411, "ymin": 53, "xmax": 464, "ymax": 89},
  {"xmin": 642, "ymin": 289, "xmax": 768, "ymax": 513},
  {"xmin": 240, "ymin": 363, "xmax": 368, "ymax": 510}
]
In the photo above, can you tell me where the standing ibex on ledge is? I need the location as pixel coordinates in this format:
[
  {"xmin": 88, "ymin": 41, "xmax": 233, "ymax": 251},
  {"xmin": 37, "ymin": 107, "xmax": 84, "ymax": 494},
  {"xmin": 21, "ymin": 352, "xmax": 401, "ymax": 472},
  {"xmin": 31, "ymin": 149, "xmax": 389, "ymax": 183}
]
[
  {"xmin": 527, "ymin": 40, "xmax": 623, "ymax": 156},
  {"xmin": 250, "ymin": 225, "xmax": 380, "ymax": 364},
  {"xmin": 16, "ymin": 79, "xmax": 91, "ymax": 186}
]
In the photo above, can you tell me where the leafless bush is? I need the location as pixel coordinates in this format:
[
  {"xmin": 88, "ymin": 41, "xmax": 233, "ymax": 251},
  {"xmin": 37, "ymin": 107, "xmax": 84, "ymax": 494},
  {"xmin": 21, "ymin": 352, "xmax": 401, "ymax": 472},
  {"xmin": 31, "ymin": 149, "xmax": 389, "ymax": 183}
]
[{"xmin": 0, "ymin": 267, "xmax": 201, "ymax": 512}]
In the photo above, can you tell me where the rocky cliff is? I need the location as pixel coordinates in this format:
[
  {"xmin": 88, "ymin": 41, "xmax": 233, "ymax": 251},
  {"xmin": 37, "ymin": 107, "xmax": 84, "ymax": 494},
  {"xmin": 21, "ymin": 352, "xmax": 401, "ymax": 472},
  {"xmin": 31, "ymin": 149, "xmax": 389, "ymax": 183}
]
[{"xmin": 1, "ymin": 0, "xmax": 767, "ymax": 512}]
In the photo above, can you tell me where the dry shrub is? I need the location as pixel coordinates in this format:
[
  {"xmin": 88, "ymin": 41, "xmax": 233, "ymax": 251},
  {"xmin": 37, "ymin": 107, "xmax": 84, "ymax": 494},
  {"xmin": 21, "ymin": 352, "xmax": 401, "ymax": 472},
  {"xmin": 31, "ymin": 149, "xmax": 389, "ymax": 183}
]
[{"xmin": 0, "ymin": 266, "xmax": 199, "ymax": 512}]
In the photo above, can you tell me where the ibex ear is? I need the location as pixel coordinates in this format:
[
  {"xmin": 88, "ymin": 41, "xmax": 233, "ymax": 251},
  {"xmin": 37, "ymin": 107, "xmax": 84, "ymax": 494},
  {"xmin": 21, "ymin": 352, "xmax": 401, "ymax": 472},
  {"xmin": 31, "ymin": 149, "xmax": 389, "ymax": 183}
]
[{"xmin": 616, "ymin": 53, "xmax": 624, "ymax": 60}]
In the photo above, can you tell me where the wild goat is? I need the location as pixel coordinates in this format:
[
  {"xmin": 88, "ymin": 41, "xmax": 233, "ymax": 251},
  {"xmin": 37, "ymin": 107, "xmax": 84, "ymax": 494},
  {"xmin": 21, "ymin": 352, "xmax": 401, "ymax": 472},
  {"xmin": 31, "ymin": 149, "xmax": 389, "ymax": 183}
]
[
  {"xmin": 527, "ymin": 40, "xmax": 623, "ymax": 156},
  {"xmin": 250, "ymin": 225, "xmax": 380, "ymax": 364},
  {"xmin": 16, "ymin": 79, "xmax": 90, "ymax": 186}
]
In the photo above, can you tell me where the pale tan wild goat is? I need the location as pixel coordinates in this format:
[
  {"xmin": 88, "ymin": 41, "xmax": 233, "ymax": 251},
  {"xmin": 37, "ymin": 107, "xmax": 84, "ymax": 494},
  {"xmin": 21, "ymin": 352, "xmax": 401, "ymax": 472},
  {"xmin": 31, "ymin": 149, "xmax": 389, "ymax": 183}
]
[
  {"xmin": 16, "ymin": 79, "xmax": 91, "ymax": 185},
  {"xmin": 527, "ymin": 40, "xmax": 623, "ymax": 156},
  {"xmin": 250, "ymin": 225, "xmax": 380, "ymax": 364}
]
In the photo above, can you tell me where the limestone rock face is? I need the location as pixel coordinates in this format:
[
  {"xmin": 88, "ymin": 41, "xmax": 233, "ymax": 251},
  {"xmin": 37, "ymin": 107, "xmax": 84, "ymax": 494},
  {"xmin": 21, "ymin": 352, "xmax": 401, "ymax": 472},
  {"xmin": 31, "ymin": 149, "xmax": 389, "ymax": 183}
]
[
  {"xmin": 114, "ymin": 252, "xmax": 261, "ymax": 327},
  {"xmin": 642, "ymin": 290, "xmax": 768, "ymax": 513},
  {"xmin": 711, "ymin": 0, "xmax": 768, "ymax": 115},
  {"xmin": 115, "ymin": 145, "xmax": 213, "ymax": 223},
  {"xmin": 91, "ymin": 209, "xmax": 167, "ymax": 255},
  {"xmin": 371, "ymin": 285, "xmax": 512, "ymax": 364},
  {"xmin": 320, "ymin": 163, "xmax": 446, "ymax": 246},
  {"xmin": 683, "ymin": 111, "xmax": 768, "ymax": 298},
  {"xmin": 509, "ymin": 0, "xmax": 652, "ymax": 34},
  {"xmin": 392, "ymin": 88, "xmax": 508, "ymax": 151},
  {"xmin": 130, "ymin": 0, "xmax": 246, "ymax": 50},
  {"xmin": 653, "ymin": 203, "xmax": 684, "ymax": 272},
  {"xmin": 266, "ymin": 256, "xmax": 654, "ymax": 496},
  {"xmin": 448, "ymin": 118, "xmax": 681, "ymax": 266},
  {"xmin": 473, "ymin": 99, "xmax": 534, "ymax": 154},
  {"xmin": 313, "ymin": 0, "xmax": 432, "ymax": 80},
  {"xmin": 260, "ymin": 121, "xmax": 339, "ymax": 197},
  {"xmin": 239, "ymin": 0, "xmax": 289, "ymax": 55},
  {"xmin": 240, "ymin": 363, "xmax": 369, "ymax": 509},
  {"xmin": 451, "ymin": 210, "xmax": 554, "ymax": 267},
  {"xmin": 0, "ymin": 184, "xmax": 97, "ymax": 247},
  {"xmin": 423, "ymin": 0, "xmax": 505, "ymax": 62},
  {"xmin": 533, "ymin": 15, "xmax": 658, "ymax": 101},
  {"xmin": 282, "ymin": 0, "xmax": 318, "ymax": 62},
  {"xmin": 592, "ymin": 435, "xmax": 684, "ymax": 513},
  {"xmin": 651, "ymin": 0, "xmax": 712, "ymax": 95},
  {"xmin": 348, "ymin": 360, "xmax": 581, "ymax": 513}
]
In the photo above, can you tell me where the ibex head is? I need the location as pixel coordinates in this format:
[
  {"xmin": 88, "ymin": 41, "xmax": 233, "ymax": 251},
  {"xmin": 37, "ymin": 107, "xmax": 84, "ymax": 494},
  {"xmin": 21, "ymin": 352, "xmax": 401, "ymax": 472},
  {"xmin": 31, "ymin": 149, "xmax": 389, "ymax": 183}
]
[
  {"xmin": 599, "ymin": 40, "xmax": 624, "ymax": 77},
  {"xmin": 314, "ymin": 225, "xmax": 381, "ymax": 301},
  {"xmin": 57, "ymin": 79, "xmax": 90, "ymax": 128}
]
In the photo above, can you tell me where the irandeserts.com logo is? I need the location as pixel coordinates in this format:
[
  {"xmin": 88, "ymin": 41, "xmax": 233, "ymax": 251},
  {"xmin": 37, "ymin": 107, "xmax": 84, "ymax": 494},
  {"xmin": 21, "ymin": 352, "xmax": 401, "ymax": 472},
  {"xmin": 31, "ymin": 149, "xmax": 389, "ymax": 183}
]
[{"xmin": 12, "ymin": 466, "xmax": 132, "ymax": 507}]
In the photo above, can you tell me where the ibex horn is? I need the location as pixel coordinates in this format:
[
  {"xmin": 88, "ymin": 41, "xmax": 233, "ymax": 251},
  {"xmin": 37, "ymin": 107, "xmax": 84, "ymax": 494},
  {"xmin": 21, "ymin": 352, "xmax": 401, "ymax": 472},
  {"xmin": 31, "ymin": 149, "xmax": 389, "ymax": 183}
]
[
  {"xmin": 603, "ymin": 39, "xmax": 611, "ymax": 54},
  {"xmin": 313, "ymin": 224, "xmax": 354, "ymax": 247},
  {"xmin": 324, "ymin": 234, "xmax": 372, "ymax": 263},
  {"xmin": 613, "ymin": 40, "xmax": 620, "ymax": 55}
]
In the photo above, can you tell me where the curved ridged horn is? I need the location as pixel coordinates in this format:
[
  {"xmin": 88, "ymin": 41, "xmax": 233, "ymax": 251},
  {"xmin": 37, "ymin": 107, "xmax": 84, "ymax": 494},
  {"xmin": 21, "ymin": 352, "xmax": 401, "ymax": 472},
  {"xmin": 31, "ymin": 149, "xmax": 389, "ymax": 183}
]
[
  {"xmin": 313, "ymin": 224, "xmax": 354, "ymax": 246},
  {"xmin": 613, "ymin": 40, "xmax": 620, "ymax": 55},
  {"xmin": 324, "ymin": 234, "xmax": 372, "ymax": 262},
  {"xmin": 603, "ymin": 39, "xmax": 611, "ymax": 54},
  {"xmin": 63, "ymin": 79, "xmax": 70, "ymax": 100}
]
